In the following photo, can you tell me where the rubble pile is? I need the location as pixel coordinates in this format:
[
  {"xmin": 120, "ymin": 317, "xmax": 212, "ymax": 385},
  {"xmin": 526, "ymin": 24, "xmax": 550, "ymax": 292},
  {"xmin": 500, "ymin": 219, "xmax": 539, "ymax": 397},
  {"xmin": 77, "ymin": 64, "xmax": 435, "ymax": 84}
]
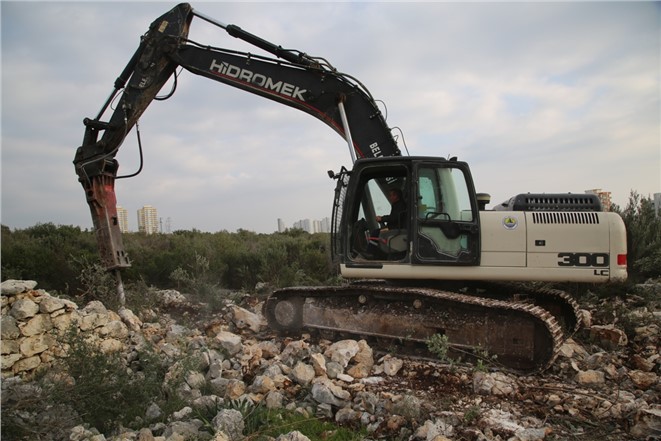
[{"xmin": 1, "ymin": 279, "xmax": 659, "ymax": 441}]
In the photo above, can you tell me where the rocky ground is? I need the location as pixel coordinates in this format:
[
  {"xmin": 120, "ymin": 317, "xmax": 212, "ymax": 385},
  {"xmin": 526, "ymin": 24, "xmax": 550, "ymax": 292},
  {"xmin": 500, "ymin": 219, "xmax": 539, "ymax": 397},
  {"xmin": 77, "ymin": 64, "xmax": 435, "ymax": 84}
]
[{"xmin": 1, "ymin": 279, "xmax": 659, "ymax": 441}]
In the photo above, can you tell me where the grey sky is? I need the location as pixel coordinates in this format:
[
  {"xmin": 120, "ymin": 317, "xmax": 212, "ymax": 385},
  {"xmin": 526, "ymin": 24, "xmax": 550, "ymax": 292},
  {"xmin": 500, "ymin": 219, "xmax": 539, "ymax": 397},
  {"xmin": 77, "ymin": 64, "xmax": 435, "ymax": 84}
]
[{"xmin": 2, "ymin": 1, "xmax": 659, "ymax": 233}]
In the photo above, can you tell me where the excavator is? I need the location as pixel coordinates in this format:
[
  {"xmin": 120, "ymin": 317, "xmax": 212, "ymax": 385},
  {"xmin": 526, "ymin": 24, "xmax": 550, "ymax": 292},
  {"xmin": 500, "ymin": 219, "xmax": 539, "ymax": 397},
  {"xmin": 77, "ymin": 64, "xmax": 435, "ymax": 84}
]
[{"xmin": 74, "ymin": 3, "xmax": 628, "ymax": 371}]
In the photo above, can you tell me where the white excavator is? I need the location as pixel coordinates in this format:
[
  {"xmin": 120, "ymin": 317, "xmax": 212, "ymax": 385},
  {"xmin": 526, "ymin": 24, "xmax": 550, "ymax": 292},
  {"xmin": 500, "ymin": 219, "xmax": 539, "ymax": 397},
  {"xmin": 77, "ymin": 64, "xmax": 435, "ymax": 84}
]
[{"xmin": 74, "ymin": 3, "xmax": 627, "ymax": 371}]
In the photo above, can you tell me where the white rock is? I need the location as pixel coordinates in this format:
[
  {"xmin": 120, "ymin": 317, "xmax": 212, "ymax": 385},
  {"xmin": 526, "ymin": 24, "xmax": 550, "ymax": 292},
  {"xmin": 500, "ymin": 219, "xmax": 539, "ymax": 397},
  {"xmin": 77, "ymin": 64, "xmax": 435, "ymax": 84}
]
[
  {"xmin": 10, "ymin": 299, "xmax": 39, "ymax": 320},
  {"xmin": 231, "ymin": 305, "xmax": 263, "ymax": 333},
  {"xmin": 382, "ymin": 355, "xmax": 404, "ymax": 376},
  {"xmin": 1, "ymin": 280, "xmax": 37, "ymax": 295},
  {"xmin": 118, "ymin": 307, "xmax": 143, "ymax": 332},
  {"xmin": 215, "ymin": 331, "xmax": 243, "ymax": 356},
  {"xmin": 324, "ymin": 339, "xmax": 360, "ymax": 368},
  {"xmin": 575, "ymin": 369, "xmax": 605, "ymax": 385},
  {"xmin": 291, "ymin": 361, "xmax": 315, "ymax": 386}
]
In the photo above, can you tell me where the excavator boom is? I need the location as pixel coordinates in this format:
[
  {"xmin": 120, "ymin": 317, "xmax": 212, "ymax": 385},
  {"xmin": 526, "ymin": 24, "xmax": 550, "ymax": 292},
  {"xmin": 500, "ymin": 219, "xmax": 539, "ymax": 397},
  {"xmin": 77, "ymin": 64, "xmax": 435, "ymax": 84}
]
[{"xmin": 74, "ymin": 3, "xmax": 398, "ymax": 270}]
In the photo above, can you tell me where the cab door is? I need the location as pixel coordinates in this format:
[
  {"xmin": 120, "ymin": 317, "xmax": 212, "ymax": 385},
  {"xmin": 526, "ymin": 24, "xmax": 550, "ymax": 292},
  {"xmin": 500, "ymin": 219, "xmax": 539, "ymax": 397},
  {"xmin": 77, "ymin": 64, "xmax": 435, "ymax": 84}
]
[{"xmin": 412, "ymin": 161, "xmax": 480, "ymax": 265}]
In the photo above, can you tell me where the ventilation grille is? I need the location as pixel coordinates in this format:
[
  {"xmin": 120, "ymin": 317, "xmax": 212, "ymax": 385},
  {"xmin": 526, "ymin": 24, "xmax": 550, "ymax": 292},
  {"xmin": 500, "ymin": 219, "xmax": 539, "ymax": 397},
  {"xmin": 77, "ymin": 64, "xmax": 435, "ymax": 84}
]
[
  {"xmin": 532, "ymin": 211, "xmax": 600, "ymax": 224},
  {"xmin": 495, "ymin": 193, "xmax": 602, "ymax": 212}
]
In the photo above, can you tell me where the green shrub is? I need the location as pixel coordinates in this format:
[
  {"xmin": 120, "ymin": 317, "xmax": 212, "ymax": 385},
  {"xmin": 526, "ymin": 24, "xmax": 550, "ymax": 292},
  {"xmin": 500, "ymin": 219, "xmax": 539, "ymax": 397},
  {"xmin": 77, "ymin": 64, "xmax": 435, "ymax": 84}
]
[
  {"xmin": 614, "ymin": 192, "xmax": 661, "ymax": 281},
  {"xmin": 45, "ymin": 327, "xmax": 168, "ymax": 434},
  {"xmin": 213, "ymin": 399, "xmax": 366, "ymax": 441}
]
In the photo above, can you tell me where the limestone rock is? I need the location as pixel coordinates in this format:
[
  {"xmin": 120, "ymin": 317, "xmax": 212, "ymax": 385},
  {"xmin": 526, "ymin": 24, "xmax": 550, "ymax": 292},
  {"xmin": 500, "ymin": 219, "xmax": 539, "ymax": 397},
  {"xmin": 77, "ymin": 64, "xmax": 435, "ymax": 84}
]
[
  {"xmin": 628, "ymin": 370, "xmax": 658, "ymax": 389},
  {"xmin": 590, "ymin": 324, "xmax": 628, "ymax": 346},
  {"xmin": 230, "ymin": 305, "xmax": 263, "ymax": 333},
  {"xmin": 20, "ymin": 334, "xmax": 55, "ymax": 357},
  {"xmin": 215, "ymin": 330, "xmax": 243, "ymax": 356},
  {"xmin": 291, "ymin": 361, "xmax": 315, "ymax": 385},
  {"xmin": 276, "ymin": 431, "xmax": 312, "ymax": 441},
  {"xmin": 474, "ymin": 371, "xmax": 518, "ymax": 396},
  {"xmin": 21, "ymin": 313, "xmax": 53, "ymax": 336},
  {"xmin": 212, "ymin": 409, "xmax": 244, "ymax": 441},
  {"xmin": 575, "ymin": 369, "xmax": 605, "ymax": 386},
  {"xmin": 10, "ymin": 298, "xmax": 39, "ymax": 320},
  {"xmin": 311, "ymin": 378, "xmax": 350, "ymax": 407},
  {"xmin": 325, "ymin": 339, "xmax": 360, "ymax": 368},
  {"xmin": 118, "ymin": 307, "xmax": 143, "ymax": 332},
  {"xmin": 1, "ymin": 315, "xmax": 20, "ymax": 339},
  {"xmin": 346, "ymin": 339, "xmax": 374, "ymax": 379},
  {"xmin": 382, "ymin": 355, "xmax": 404, "ymax": 376},
  {"xmin": 310, "ymin": 352, "xmax": 327, "ymax": 376},
  {"xmin": 39, "ymin": 295, "xmax": 67, "ymax": 314},
  {"xmin": 1, "ymin": 280, "xmax": 38, "ymax": 295}
]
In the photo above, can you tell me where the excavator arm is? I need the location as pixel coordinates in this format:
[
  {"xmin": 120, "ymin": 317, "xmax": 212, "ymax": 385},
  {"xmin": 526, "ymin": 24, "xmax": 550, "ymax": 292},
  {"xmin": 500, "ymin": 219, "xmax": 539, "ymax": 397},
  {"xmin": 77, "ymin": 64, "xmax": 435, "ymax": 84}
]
[{"xmin": 73, "ymin": 3, "xmax": 399, "ymax": 273}]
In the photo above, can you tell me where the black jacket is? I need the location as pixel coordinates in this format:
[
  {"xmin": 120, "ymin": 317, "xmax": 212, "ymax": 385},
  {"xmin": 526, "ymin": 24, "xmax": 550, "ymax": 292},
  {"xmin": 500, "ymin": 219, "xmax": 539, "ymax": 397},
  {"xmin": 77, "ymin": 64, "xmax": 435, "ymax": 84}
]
[{"xmin": 381, "ymin": 199, "xmax": 406, "ymax": 229}]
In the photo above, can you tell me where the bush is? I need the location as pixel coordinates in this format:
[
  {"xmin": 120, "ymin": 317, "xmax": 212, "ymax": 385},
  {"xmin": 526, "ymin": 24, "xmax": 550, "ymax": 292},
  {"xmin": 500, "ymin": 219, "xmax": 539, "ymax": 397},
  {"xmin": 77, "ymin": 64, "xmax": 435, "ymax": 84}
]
[
  {"xmin": 613, "ymin": 192, "xmax": 661, "ymax": 281},
  {"xmin": 45, "ymin": 327, "xmax": 168, "ymax": 434},
  {"xmin": 1, "ymin": 225, "xmax": 338, "ymax": 300}
]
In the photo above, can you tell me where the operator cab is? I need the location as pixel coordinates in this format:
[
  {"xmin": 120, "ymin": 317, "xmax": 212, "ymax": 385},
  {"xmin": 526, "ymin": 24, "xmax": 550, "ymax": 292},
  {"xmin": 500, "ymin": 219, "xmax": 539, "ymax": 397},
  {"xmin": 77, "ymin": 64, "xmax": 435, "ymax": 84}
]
[{"xmin": 332, "ymin": 157, "xmax": 481, "ymax": 267}]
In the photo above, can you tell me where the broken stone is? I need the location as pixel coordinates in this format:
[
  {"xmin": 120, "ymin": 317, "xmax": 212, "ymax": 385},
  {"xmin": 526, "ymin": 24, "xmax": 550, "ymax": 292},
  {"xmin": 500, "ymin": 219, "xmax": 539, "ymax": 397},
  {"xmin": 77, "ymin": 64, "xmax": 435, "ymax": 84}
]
[
  {"xmin": 225, "ymin": 379, "xmax": 246, "ymax": 400},
  {"xmin": 214, "ymin": 331, "xmax": 243, "ymax": 356},
  {"xmin": 631, "ymin": 354, "xmax": 655, "ymax": 372},
  {"xmin": 590, "ymin": 324, "xmax": 628, "ymax": 347},
  {"xmin": 630, "ymin": 407, "xmax": 661, "ymax": 439},
  {"xmin": 346, "ymin": 340, "xmax": 373, "ymax": 379},
  {"xmin": 335, "ymin": 407, "xmax": 360, "ymax": 424},
  {"xmin": 310, "ymin": 352, "xmax": 327, "ymax": 376},
  {"xmin": 474, "ymin": 371, "xmax": 518, "ymax": 396},
  {"xmin": 265, "ymin": 390, "xmax": 284, "ymax": 409},
  {"xmin": 1, "ymin": 280, "xmax": 38, "ymax": 295},
  {"xmin": 290, "ymin": 361, "xmax": 315, "ymax": 386},
  {"xmin": 326, "ymin": 361, "xmax": 343, "ymax": 379},
  {"xmin": 280, "ymin": 340, "xmax": 310, "ymax": 365},
  {"xmin": 325, "ymin": 339, "xmax": 360, "ymax": 368},
  {"xmin": 250, "ymin": 375, "xmax": 276, "ymax": 394},
  {"xmin": 336, "ymin": 373, "xmax": 354, "ymax": 383},
  {"xmin": 382, "ymin": 355, "xmax": 404, "ymax": 376},
  {"xmin": 20, "ymin": 334, "xmax": 55, "ymax": 357},
  {"xmin": 10, "ymin": 298, "xmax": 39, "ymax": 320},
  {"xmin": 628, "ymin": 370, "xmax": 658, "ymax": 389},
  {"xmin": 118, "ymin": 307, "xmax": 143, "ymax": 332},
  {"xmin": 311, "ymin": 378, "xmax": 350, "ymax": 407},
  {"xmin": 575, "ymin": 369, "xmax": 605, "ymax": 385},
  {"xmin": 230, "ymin": 305, "xmax": 263, "ymax": 333},
  {"xmin": 1, "ymin": 315, "xmax": 20, "ymax": 339},
  {"xmin": 38, "ymin": 295, "xmax": 67, "ymax": 314},
  {"xmin": 275, "ymin": 431, "xmax": 312, "ymax": 441},
  {"xmin": 558, "ymin": 338, "xmax": 588, "ymax": 359},
  {"xmin": 392, "ymin": 394, "xmax": 422, "ymax": 419}
]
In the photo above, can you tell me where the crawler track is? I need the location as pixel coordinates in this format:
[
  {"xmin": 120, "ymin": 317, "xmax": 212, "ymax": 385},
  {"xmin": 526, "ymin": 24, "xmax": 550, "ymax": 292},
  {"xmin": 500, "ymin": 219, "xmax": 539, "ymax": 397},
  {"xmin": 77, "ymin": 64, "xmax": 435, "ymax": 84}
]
[
  {"xmin": 462, "ymin": 282, "xmax": 583, "ymax": 336},
  {"xmin": 264, "ymin": 283, "xmax": 567, "ymax": 372}
]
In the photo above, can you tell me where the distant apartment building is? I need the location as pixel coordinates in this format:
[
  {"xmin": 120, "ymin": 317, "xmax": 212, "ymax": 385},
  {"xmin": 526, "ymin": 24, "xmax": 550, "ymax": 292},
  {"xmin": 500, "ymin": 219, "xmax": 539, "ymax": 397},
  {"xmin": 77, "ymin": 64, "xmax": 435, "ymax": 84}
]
[
  {"xmin": 116, "ymin": 206, "xmax": 129, "ymax": 233},
  {"xmin": 277, "ymin": 218, "xmax": 286, "ymax": 233},
  {"xmin": 654, "ymin": 193, "xmax": 661, "ymax": 217},
  {"xmin": 585, "ymin": 188, "xmax": 612, "ymax": 211},
  {"xmin": 137, "ymin": 205, "xmax": 159, "ymax": 234},
  {"xmin": 319, "ymin": 217, "xmax": 331, "ymax": 233},
  {"xmin": 289, "ymin": 216, "xmax": 331, "ymax": 233},
  {"xmin": 293, "ymin": 218, "xmax": 313, "ymax": 233}
]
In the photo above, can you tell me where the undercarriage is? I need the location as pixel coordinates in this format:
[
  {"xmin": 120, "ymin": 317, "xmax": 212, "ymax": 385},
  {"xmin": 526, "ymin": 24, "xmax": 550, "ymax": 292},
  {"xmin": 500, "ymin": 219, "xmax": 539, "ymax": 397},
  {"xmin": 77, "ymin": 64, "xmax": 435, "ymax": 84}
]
[{"xmin": 264, "ymin": 282, "xmax": 580, "ymax": 372}]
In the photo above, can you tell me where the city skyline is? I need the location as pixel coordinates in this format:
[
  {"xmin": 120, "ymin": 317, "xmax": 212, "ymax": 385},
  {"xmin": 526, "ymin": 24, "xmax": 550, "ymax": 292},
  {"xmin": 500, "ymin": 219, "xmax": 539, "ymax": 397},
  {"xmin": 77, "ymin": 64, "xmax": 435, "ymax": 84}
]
[{"xmin": 107, "ymin": 188, "xmax": 625, "ymax": 235}]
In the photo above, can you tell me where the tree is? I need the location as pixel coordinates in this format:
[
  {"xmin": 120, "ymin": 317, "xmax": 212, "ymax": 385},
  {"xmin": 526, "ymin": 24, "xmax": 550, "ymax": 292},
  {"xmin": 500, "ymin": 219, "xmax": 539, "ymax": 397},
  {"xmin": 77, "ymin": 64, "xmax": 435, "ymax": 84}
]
[{"xmin": 613, "ymin": 192, "xmax": 661, "ymax": 281}]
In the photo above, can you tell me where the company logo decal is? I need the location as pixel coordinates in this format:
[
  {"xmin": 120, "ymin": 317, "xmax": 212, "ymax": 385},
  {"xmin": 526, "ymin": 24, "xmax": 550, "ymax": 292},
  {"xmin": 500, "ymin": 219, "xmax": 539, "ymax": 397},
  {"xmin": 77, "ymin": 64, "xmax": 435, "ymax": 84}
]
[
  {"xmin": 209, "ymin": 60, "xmax": 307, "ymax": 101},
  {"xmin": 502, "ymin": 216, "xmax": 518, "ymax": 230}
]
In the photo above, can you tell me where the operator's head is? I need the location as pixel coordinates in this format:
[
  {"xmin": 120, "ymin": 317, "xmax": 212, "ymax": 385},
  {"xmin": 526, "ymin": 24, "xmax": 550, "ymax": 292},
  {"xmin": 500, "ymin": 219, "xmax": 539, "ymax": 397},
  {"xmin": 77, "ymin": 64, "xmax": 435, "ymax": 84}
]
[{"xmin": 388, "ymin": 188, "xmax": 403, "ymax": 203}]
